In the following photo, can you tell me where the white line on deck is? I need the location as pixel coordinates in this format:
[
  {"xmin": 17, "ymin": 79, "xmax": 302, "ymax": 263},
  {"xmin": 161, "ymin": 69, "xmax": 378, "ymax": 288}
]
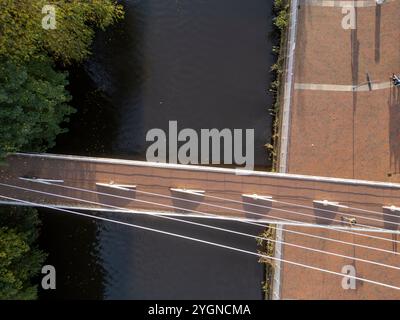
[{"xmin": 294, "ymin": 81, "xmax": 391, "ymax": 92}]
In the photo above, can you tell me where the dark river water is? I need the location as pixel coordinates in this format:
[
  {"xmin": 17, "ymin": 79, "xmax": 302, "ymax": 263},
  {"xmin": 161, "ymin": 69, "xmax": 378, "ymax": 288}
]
[{"xmin": 39, "ymin": 0, "xmax": 275, "ymax": 299}]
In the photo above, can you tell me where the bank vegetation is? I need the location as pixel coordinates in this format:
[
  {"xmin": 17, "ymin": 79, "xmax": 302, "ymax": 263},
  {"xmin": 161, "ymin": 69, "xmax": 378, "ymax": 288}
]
[
  {"xmin": 257, "ymin": 225, "xmax": 276, "ymax": 300},
  {"xmin": 0, "ymin": 0, "xmax": 124, "ymax": 299},
  {"xmin": 259, "ymin": 0, "xmax": 291, "ymax": 300},
  {"xmin": 265, "ymin": 0, "xmax": 290, "ymax": 171}
]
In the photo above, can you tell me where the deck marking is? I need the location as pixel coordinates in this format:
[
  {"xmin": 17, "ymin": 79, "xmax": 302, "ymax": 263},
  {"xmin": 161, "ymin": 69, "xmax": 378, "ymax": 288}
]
[{"xmin": 294, "ymin": 81, "xmax": 391, "ymax": 92}]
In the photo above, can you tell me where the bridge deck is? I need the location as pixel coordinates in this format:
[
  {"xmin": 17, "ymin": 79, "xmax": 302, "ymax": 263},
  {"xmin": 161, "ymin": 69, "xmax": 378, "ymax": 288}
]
[{"xmin": 0, "ymin": 153, "xmax": 399, "ymax": 230}]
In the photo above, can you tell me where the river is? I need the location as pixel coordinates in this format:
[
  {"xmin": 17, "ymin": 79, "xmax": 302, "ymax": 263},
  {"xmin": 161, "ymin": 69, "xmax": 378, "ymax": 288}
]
[{"xmin": 39, "ymin": 0, "xmax": 275, "ymax": 299}]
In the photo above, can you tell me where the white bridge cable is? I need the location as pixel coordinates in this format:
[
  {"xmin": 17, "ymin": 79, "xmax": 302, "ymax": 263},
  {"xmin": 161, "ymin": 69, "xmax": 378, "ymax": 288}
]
[
  {"xmin": 134, "ymin": 188, "xmax": 400, "ymax": 230},
  {"xmin": 12, "ymin": 157, "xmax": 400, "ymax": 222},
  {"xmin": 2, "ymin": 181, "xmax": 400, "ymax": 263},
  {"xmin": 25, "ymin": 177, "xmax": 400, "ymax": 232},
  {"xmin": 263, "ymin": 197, "xmax": 400, "ymax": 225},
  {"xmin": 22, "ymin": 180, "xmax": 400, "ymax": 246},
  {"xmin": 8, "ymin": 180, "xmax": 400, "ymax": 251},
  {"xmin": 344, "ymin": 205, "xmax": 400, "ymax": 220},
  {"xmin": 1, "ymin": 194, "xmax": 400, "ymax": 292},
  {"xmin": 6, "ymin": 182, "xmax": 400, "ymax": 270},
  {"xmin": 200, "ymin": 192, "xmax": 400, "ymax": 229},
  {"xmin": 4, "ymin": 184, "xmax": 400, "ymax": 270},
  {"xmin": 16, "ymin": 173, "xmax": 400, "ymax": 226},
  {"xmin": 6, "ymin": 183, "xmax": 400, "ymax": 257}
]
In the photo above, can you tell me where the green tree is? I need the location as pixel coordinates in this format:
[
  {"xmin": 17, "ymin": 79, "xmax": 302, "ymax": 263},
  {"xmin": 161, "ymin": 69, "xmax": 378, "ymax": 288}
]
[
  {"xmin": 0, "ymin": 0, "xmax": 124, "ymax": 64},
  {"xmin": 0, "ymin": 59, "xmax": 74, "ymax": 157},
  {"xmin": 0, "ymin": 0, "xmax": 124, "ymax": 158},
  {"xmin": 0, "ymin": 0, "xmax": 124, "ymax": 300},
  {"xmin": 0, "ymin": 206, "xmax": 46, "ymax": 300}
]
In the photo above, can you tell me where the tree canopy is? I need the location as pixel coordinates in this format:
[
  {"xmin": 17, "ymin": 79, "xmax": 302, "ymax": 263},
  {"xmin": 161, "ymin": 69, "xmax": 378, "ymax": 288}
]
[
  {"xmin": 0, "ymin": 58, "xmax": 74, "ymax": 156},
  {"xmin": 0, "ymin": 206, "xmax": 46, "ymax": 300},
  {"xmin": 0, "ymin": 0, "xmax": 124, "ymax": 64},
  {"xmin": 0, "ymin": 1, "xmax": 124, "ymax": 300},
  {"xmin": 0, "ymin": 0, "xmax": 124, "ymax": 157}
]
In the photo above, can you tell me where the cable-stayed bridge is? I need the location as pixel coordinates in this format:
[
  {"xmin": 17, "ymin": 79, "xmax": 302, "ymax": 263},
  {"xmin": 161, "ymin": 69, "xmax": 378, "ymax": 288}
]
[
  {"xmin": 1, "ymin": 153, "xmax": 400, "ymax": 298},
  {"xmin": 1, "ymin": 0, "xmax": 400, "ymax": 302},
  {"xmin": 1, "ymin": 153, "xmax": 400, "ymax": 230}
]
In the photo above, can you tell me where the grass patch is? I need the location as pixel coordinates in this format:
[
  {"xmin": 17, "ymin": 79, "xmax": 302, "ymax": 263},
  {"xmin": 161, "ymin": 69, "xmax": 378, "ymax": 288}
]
[{"xmin": 265, "ymin": 0, "xmax": 290, "ymax": 171}]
